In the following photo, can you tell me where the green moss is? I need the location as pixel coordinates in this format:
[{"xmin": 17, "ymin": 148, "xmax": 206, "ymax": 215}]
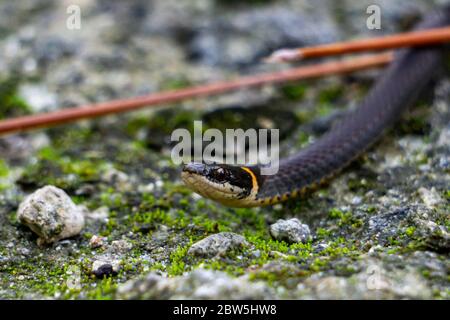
[
  {"xmin": 317, "ymin": 85, "xmax": 344, "ymax": 104},
  {"xmin": 248, "ymin": 270, "xmax": 279, "ymax": 284},
  {"xmin": 99, "ymin": 190, "xmax": 126, "ymax": 208},
  {"xmin": 0, "ymin": 159, "xmax": 9, "ymax": 177},
  {"xmin": 387, "ymin": 236, "xmax": 401, "ymax": 246},
  {"xmin": 0, "ymin": 160, "xmax": 10, "ymax": 192},
  {"xmin": 444, "ymin": 190, "xmax": 450, "ymax": 201},
  {"xmin": 316, "ymin": 227, "xmax": 332, "ymax": 239},
  {"xmin": 129, "ymin": 208, "xmax": 176, "ymax": 230},
  {"xmin": 405, "ymin": 226, "xmax": 416, "ymax": 238},
  {"xmin": 86, "ymin": 277, "xmax": 117, "ymax": 300},
  {"xmin": 310, "ymin": 257, "xmax": 329, "ymax": 272},
  {"xmin": 328, "ymin": 208, "xmax": 363, "ymax": 228},
  {"xmin": 317, "ymin": 103, "xmax": 333, "ymax": 117},
  {"xmin": 0, "ymin": 77, "xmax": 31, "ymax": 119},
  {"xmin": 397, "ymin": 105, "xmax": 431, "ymax": 135},
  {"xmin": 365, "ymin": 206, "xmax": 377, "ymax": 214},
  {"xmin": 161, "ymin": 77, "xmax": 192, "ymax": 90},
  {"xmin": 167, "ymin": 240, "xmax": 193, "ymax": 276},
  {"xmin": 280, "ymin": 83, "xmax": 307, "ymax": 101},
  {"xmin": 295, "ymin": 132, "xmax": 310, "ymax": 148},
  {"xmin": 37, "ymin": 146, "xmax": 62, "ymax": 161}
]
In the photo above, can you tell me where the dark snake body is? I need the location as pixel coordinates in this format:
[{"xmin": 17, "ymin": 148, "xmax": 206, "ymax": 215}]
[
  {"xmin": 255, "ymin": 7, "xmax": 450, "ymax": 205},
  {"xmin": 182, "ymin": 7, "xmax": 450, "ymax": 207}
]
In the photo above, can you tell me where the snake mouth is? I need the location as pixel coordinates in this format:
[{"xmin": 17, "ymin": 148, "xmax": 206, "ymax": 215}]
[
  {"xmin": 181, "ymin": 170, "xmax": 257, "ymax": 208},
  {"xmin": 181, "ymin": 162, "xmax": 257, "ymax": 207},
  {"xmin": 181, "ymin": 169, "xmax": 236, "ymax": 197}
]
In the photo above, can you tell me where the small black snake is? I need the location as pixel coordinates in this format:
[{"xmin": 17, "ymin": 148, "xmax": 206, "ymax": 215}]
[{"xmin": 182, "ymin": 7, "xmax": 450, "ymax": 207}]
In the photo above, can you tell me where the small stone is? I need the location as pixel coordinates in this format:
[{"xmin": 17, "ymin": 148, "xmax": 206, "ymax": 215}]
[
  {"xmin": 17, "ymin": 186, "xmax": 85, "ymax": 245},
  {"xmin": 110, "ymin": 239, "xmax": 133, "ymax": 254},
  {"xmin": 89, "ymin": 235, "xmax": 105, "ymax": 249},
  {"xmin": 91, "ymin": 259, "xmax": 120, "ymax": 278},
  {"xmin": 269, "ymin": 218, "xmax": 311, "ymax": 244},
  {"xmin": 17, "ymin": 247, "xmax": 31, "ymax": 256},
  {"xmin": 188, "ymin": 232, "xmax": 249, "ymax": 258}
]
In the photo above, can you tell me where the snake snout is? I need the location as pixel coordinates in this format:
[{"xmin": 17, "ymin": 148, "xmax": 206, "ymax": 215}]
[{"xmin": 182, "ymin": 162, "xmax": 207, "ymax": 175}]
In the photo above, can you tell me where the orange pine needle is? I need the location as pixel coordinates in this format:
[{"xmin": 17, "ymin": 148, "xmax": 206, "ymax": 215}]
[
  {"xmin": 265, "ymin": 26, "xmax": 450, "ymax": 63},
  {"xmin": 0, "ymin": 53, "xmax": 393, "ymax": 136}
]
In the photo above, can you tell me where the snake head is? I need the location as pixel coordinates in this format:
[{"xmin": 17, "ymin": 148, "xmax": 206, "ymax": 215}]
[{"xmin": 181, "ymin": 162, "xmax": 260, "ymax": 207}]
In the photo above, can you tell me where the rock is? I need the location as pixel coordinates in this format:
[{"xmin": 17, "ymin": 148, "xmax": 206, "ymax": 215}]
[
  {"xmin": 89, "ymin": 235, "xmax": 105, "ymax": 249},
  {"xmin": 110, "ymin": 239, "xmax": 133, "ymax": 254},
  {"xmin": 90, "ymin": 238, "xmax": 133, "ymax": 277},
  {"xmin": 92, "ymin": 259, "xmax": 120, "ymax": 278},
  {"xmin": 188, "ymin": 232, "xmax": 249, "ymax": 258},
  {"xmin": 17, "ymin": 186, "xmax": 85, "ymax": 245},
  {"xmin": 269, "ymin": 218, "xmax": 311, "ymax": 244},
  {"xmin": 117, "ymin": 269, "xmax": 275, "ymax": 299}
]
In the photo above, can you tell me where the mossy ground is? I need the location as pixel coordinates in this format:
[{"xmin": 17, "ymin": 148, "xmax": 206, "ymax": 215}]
[{"xmin": 1, "ymin": 73, "xmax": 448, "ymax": 299}]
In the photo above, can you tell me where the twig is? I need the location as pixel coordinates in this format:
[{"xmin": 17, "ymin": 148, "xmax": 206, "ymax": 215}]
[
  {"xmin": 265, "ymin": 26, "xmax": 450, "ymax": 62},
  {"xmin": 0, "ymin": 53, "xmax": 393, "ymax": 136}
]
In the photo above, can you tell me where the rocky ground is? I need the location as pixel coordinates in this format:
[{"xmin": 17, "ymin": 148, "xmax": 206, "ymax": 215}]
[{"xmin": 0, "ymin": 0, "xmax": 448, "ymax": 299}]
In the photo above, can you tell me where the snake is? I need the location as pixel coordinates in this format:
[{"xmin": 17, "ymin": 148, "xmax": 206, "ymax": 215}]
[{"xmin": 181, "ymin": 7, "xmax": 450, "ymax": 208}]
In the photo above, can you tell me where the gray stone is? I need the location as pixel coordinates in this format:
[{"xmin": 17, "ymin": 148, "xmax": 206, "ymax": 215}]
[
  {"xmin": 89, "ymin": 235, "xmax": 105, "ymax": 249},
  {"xmin": 17, "ymin": 186, "xmax": 85, "ymax": 245},
  {"xmin": 269, "ymin": 218, "xmax": 311, "ymax": 244},
  {"xmin": 110, "ymin": 239, "xmax": 133, "ymax": 254},
  {"xmin": 188, "ymin": 232, "xmax": 249, "ymax": 258}
]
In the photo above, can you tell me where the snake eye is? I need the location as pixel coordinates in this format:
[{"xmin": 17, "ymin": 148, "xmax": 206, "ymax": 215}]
[{"xmin": 211, "ymin": 167, "xmax": 228, "ymax": 182}]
